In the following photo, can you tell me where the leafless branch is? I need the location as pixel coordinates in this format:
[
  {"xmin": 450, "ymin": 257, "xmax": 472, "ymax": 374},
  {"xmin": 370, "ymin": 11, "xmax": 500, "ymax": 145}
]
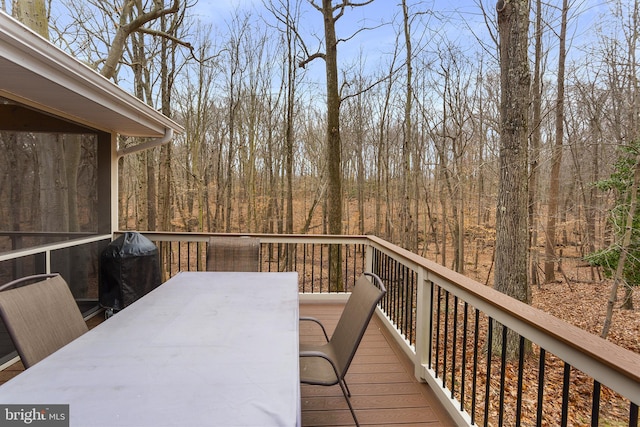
[
  {"xmin": 137, "ymin": 27, "xmax": 193, "ymax": 52},
  {"xmin": 299, "ymin": 52, "xmax": 326, "ymax": 68}
]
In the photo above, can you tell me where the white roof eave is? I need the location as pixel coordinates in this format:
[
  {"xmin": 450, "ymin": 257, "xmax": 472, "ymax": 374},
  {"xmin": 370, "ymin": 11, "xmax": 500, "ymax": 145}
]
[{"xmin": 0, "ymin": 11, "xmax": 183, "ymax": 138}]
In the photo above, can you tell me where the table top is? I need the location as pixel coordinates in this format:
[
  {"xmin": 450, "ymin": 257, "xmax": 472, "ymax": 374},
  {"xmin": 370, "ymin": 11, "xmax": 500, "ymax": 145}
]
[{"xmin": 0, "ymin": 271, "xmax": 300, "ymax": 426}]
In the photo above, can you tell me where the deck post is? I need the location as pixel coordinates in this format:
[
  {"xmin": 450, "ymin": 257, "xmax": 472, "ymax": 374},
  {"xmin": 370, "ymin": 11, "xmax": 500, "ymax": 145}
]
[{"xmin": 414, "ymin": 268, "xmax": 431, "ymax": 381}]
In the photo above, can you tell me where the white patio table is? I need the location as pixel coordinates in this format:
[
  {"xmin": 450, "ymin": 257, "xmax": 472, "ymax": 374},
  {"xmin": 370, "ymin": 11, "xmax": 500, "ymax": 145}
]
[{"xmin": 0, "ymin": 271, "xmax": 301, "ymax": 427}]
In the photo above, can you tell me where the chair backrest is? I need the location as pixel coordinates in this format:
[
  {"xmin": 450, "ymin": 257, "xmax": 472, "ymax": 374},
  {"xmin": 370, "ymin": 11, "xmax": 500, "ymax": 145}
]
[
  {"xmin": 206, "ymin": 236, "xmax": 260, "ymax": 272},
  {"xmin": 0, "ymin": 274, "xmax": 89, "ymax": 368},
  {"xmin": 329, "ymin": 273, "xmax": 386, "ymax": 378}
]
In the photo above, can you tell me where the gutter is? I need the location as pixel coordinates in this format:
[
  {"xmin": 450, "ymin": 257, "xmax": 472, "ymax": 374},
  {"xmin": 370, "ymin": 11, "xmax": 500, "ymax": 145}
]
[{"xmin": 117, "ymin": 127, "xmax": 174, "ymax": 158}]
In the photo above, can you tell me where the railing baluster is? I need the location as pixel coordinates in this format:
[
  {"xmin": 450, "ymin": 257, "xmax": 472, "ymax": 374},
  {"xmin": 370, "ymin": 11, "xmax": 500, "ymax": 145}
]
[
  {"xmin": 383, "ymin": 253, "xmax": 390, "ymax": 315},
  {"xmin": 516, "ymin": 336, "xmax": 525, "ymax": 427},
  {"xmin": 376, "ymin": 252, "xmax": 384, "ymax": 313},
  {"xmin": 318, "ymin": 243, "xmax": 323, "ymax": 292},
  {"xmin": 471, "ymin": 308, "xmax": 479, "ymax": 425},
  {"xmin": 344, "ymin": 244, "xmax": 348, "ymax": 289},
  {"xmin": 461, "ymin": 301, "xmax": 468, "ymax": 412},
  {"xmin": 293, "ymin": 242, "xmax": 298, "ymax": 274},
  {"xmin": 561, "ymin": 362, "xmax": 571, "ymax": 427},
  {"xmin": 484, "ymin": 317, "xmax": 493, "ymax": 427},
  {"xmin": 302, "ymin": 244, "xmax": 307, "ymax": 292},
  {"xmin": 536, "ymin": 348, "xmax": 546, "ymax": 427},
  {"xmin": 169, "ymin": 241, "xmax": 174, "ymax": 272},
  {"xmin": 404, "ymin": 265, "xmax": 410, "ymax": 342},
  {"xmin": 443, "ymin": 290, "xmax": 449, "ymax": 390},
  {"xmin": 177, "ymin": 241, "xmax": 182, "ymax": 273},
  {"xmin": 428, "ymin": 281, "xmax": 434, "ymax": 370},
  {"xmin": 499, "ymin": 324, "xmax": 507, "ymax": 427},
  {"xmin": 410, "ymin": 270, "xmax": 416, "ymax": 345},
  {"xmin": 451, "ymin": 295, "xmax": 458, "ymax": 399},
  {"xmin": 393, "ymin": 258, "xmax": 398, "ymax": 326},
  {"xmin": 403, "ymin": 265, "xmax": 409, "ymax": 340},
  {"xmin": 401, "ymin": 262, "xmax": 405, "ymax": 337},
  {"xmin": 592, "ymin": 380, "xmax": 601, "ymax": 427},
  {"xmin": 435, "ymin": 285, "xmax": 442, "ymax": 379},
  {"xmin": 387, "ymin": 253, "xmax": 392, "ymax": 315},
  {"xmin": 311, "ymin": 243, "xmax": 316, "ymax": 292},
  {"xmin": 278, "ymin": 242, "xmax": 283, "ymax": 272}
]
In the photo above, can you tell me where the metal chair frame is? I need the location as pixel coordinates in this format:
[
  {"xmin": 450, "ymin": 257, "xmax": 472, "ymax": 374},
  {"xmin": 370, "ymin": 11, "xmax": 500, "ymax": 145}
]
[{"xmin": 299, "ymin": 272, "xmax": 387, "ymax": 426}]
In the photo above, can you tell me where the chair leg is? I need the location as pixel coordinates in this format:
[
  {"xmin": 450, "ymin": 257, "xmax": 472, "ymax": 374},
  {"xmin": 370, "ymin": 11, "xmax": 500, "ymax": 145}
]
[
  {"xmin": 338, "ymin": 378, "xmax": 359, "ymax": 427},
  {"xmin": 343, "ymin": 378, "xmax": 352, "ymax": 397}
]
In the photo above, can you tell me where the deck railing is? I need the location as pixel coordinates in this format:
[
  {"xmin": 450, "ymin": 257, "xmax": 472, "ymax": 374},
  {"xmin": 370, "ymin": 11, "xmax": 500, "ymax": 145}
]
[
  {"xmin": 1, "ymin": 232, "xmax": 638, "ymax": 426},
  {"xmin": 366, "ymin": 236, "xmax": 639, "ymax": 427}
]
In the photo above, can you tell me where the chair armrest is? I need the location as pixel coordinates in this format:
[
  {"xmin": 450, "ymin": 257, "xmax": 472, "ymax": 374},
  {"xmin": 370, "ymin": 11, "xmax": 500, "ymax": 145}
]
[
  {"xmin": 299, "ymin": 350, "xmax": 336, "ymax": 362},
  {"xmin": 299, "ymin": 316, "xmax": 329, "ymax": 342},
  {"xmin": 299, "ymin": 349, "xmax": 340, "ymax": 378},
  {"xmin": 299, "ymin": 349, "xmax": 330, "ymax": 358}
]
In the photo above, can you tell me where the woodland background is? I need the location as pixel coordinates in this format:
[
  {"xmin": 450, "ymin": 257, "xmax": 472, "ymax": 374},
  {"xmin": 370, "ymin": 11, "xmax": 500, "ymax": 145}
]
[{"xmin": 2, "ymin": 1, "xmax": 639, "ymax": 328}]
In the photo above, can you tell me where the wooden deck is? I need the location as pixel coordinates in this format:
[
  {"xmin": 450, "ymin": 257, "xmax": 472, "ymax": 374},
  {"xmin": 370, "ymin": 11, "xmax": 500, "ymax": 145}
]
[{"xmin": 0, "ymin": 303, "xmax": 456, "ymax": 426}]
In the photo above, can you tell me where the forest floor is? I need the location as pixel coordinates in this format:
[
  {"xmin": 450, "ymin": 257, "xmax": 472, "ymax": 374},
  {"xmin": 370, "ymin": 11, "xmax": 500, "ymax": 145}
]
[{"xmin": 531, "ymin": 279, "xmax": 639, "ymax": 355}]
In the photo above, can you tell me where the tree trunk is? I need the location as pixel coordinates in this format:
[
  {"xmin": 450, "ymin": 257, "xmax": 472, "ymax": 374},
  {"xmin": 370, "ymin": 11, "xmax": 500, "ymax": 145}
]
[
  {"xmin": 156, "ymin": 13, "xmax": 174, "ymax": 236},
  {"xmin": 375, "ymin": 60, "xmax": 394, "ymax": 238},
  {"xmin": 401, "ymin": 0, "xmax": 416, "ymax": 252},
  {"xmin": 65, "ymin": 135, "xmax": 88, "ymax": 295},
  {"xmin": 146, "ymin": 150, "xmax": 157, "ymax": 231},
  {"xmin": 285, "ymin": 7, "xmax": 296, "ymax": 238},
  {"xmin": 494, "ymin": 0, "xmax": 531, "ymax": 358},
  {"xmin": 544, "ymin": 0, "xmax": 568, "ymax": 283},
  {"xmin": 355, "ymin": 96, "xmax": 365, "ymax": 235},
  {"xmin": 321, "ymin": 0, "xmax": 343, "ymax": 291},
  {"xmin": 529, "ymin": 0, "xmax": 543, "ymax": 288},
  {"xmin": 13, "ymin": 0, "xmax": 48, "ymax": 39}
]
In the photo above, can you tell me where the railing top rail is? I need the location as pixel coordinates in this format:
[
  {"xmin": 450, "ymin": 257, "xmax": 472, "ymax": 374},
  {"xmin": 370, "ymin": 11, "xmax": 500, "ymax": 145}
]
[
  {"xmin": 130, "ymin": 231, "xmax": 370, "ymax": 245},
  {"xmin": 0, "ymin": 234, "xmax": 112, "ymax": 262},
  {"xmin": 366, "ymin": 235, "xmax": 640, "ymax": 392},
  {"xmin": 0, "ymin": 232, "xmax": 96, "ymax": 237}
]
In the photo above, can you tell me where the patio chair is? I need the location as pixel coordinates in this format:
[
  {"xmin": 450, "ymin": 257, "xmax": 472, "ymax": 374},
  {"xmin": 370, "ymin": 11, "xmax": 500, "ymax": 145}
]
[
  {"xmin": 0, "ymin": 273, "xmax": 88, "ymax": 368},
  {"xmin": 206, "ymin": 236, "xmax": 260, "ymax": 272},
  {"xmin": 299, "ymin": 272, "xmax": 387, "ymax": 427}
]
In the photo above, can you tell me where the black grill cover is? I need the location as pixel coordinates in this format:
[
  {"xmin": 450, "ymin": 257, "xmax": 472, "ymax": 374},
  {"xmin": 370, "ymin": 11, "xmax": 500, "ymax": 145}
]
[{"xmin": 99, "ymin": 232, "xmax": 161, "ymax": 310}]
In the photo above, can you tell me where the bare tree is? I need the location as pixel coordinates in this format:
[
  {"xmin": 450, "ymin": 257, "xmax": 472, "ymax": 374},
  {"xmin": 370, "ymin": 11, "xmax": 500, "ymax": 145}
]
[
  {"xmin": 544, "ymin": 0, "xmax": 569, "ymax": 283},
  {"xmin": 299, "ymin": 0, "xmax": 373, "ymax": 291},
  {"xmin": 100, "ymin": 0, "xmax": 180, "ymax": 80},
  {"xmin": 264, "ymin": 0, "xmax": 303, "ymax": 239},
  {"xmin": 400, "ymin": 0, "xmax": 417, "ymax": 252},
  {"xmin": 529, "ymin": 0, "xmax": 543, "ymax": 288},
  {"xmin": 494, "ymin": 0, "xmax": 531, "ymax": 356}
]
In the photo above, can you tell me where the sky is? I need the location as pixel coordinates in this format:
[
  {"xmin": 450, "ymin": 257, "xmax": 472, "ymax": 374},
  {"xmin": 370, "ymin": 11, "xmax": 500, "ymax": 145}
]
[
  {"xmin": 4, "ymin": 0, "xmax": 612, "ymax": 94},
  {"xmin": 184, "ymin": 0, "xmax": 496, "ymax": 85},
  {"xmin": 186, "ymin": 0, "xmax": 612, "ymax": 74}
]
